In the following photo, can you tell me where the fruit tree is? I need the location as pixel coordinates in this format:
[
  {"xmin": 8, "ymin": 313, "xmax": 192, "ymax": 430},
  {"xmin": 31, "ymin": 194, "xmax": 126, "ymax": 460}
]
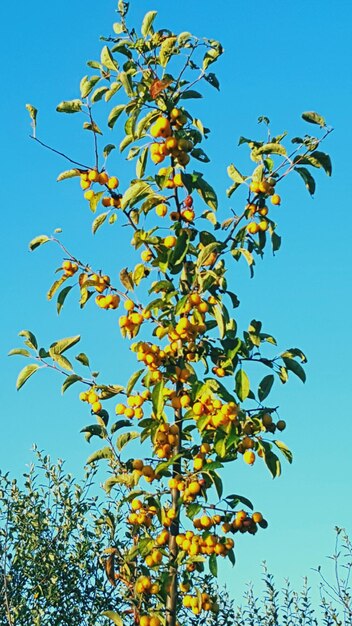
[{"xmin": 12, "ymin": 3, "xmax": 332, "ymax": 626}]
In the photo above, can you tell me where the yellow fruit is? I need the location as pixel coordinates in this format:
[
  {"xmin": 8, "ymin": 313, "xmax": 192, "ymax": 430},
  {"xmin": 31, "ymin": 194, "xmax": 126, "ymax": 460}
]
[
  {"xmin": 173, "ymin": 173, "xmax": 183, "ymax": 187},
  {"xmin": 258, "ymin": 220, "xmax": 268, "ymax": 231},
  {"xmin": 108, "ymin": 176, "xmax": 119, "ymax": 189},
  {"xmin": 88, "ymin": 169, "xmax": 99, "ymax": 182},
  {"xmin": 141, "ymin": 249, "xmax": 153, "ymax": 262},
  {"xmin": 115, "ymin": 403, "xmax": 125, "ymax": 415},
  {"xmin": 131, "ymin": 498, "xmax": 143, "ymax": 511},
  {"xmin": 200, "ymin": 515, "xmax": 213, "ymax": 529},
  {"xmin": 132, "ymin": 459, "xmax": 144, "ymax": 470},
  {"xmin": 92, "ymin": 401, "xmax": 102, "ymax": 413},
  {"xmin": 155, "ymin": 203, "xmax": 168, "ymax": 217},
  {"xmin": 164, "ymin": 235, "xmax": 177, "ymax": 248},
  {"xmin": 250, "ymin": 181, "xmax": 260, "ymax": 194},
  {"xmin": 243, "ymin": 450, "xmax": 256, "ymax": 465},
  {"xmin": 98, "ymin": 171, "xmax": 109, "ymax": 185},
  {"xmin": 140, "ymin": 616, "xmax": 150, "ymax": 626},
  {"xmin": 193, "ymin": 457, "xmax": 204, "ymax": 471},
  {"xmin": 165, "ymin": 136, "xmax": 178, "ymax": 150},
  {"xmin": 84, "ymin": 189, "xmax": 94, "ymax": 201},
  {"xmin": 88, "ymin": 391, "xmax": 99, "ymax": 404},
  {"xmin": 124, "ymin": 299, "xmax": 135, "ymax": 311},
  {"xmin": 188, "ymin": 481, "xmax": 201, "ymax": 495},
  {"xmin": 252, "ymin": 511, "xmax": 263, "ymax": 523},
  {"xmin": 271, "ymin": 194, "xmax": 281, "ymax": 205}
]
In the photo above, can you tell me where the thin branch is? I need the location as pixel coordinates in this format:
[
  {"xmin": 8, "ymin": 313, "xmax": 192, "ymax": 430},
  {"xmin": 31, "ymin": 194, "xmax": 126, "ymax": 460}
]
[{"xmin": 30, "ymin": 135, "xmax": 91, "ymax": 170}]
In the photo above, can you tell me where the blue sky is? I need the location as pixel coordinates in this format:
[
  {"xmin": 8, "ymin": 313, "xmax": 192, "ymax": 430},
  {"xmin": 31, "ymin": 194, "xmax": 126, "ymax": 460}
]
[{"xmin": 2, "ymin": 0, "xmax": 352, "ymax": 605}]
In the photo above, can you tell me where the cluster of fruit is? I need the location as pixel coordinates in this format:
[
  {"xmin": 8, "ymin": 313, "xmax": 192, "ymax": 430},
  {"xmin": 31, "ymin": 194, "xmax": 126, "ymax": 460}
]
[
  {"xmin": 119, "ymin": 301, "xmax": 151, "ymax": 338},
  {"xmin": 127, "ymin": 498, "xmax": 158, "ymax": 527},
  {"xmin": 246, "ymin": 178, "xmax": 281, "ymax": 234},
  {"xmin": 95, "ymin": 293, "xmax": 120, "ymax": 310},
  {"xmin": 138, "ymin": 615, "xmax": 161, "ymax": 626},
  {"xmin": 80, "ymin": 272, "xmax": 111, "ymax": 293},
  {"xmin": 149, "ymin": 110, "xmax": 190, "ymax": 166},
  {"xmin": 190, "ymin": 509, "xmax": 264, "ymax": 536},
  {"xmin": 79, "ymin": 388, "xmax": 102, "ymax": 414},
  {"xmin": 175, "ymin": 530, "xmax": 234, "ymax": 557},
  {"xmin": 157, "ymin": 168, "xmax": 184, "ymax": 188},
  {"xmin": 135, "ymin": 575, "xmax": 160, "ymax": 595},
  {"xmin": 168, "ymin": 475, "xmax": 204, "ymax": 503},
  {"xmin": 62, "ymin": 260, "xmax": 78, "ymax": 276},
  {"xmin": 191, "ymin": 396, "xmax": 239, "ymax": 429},
  {"xmin": 80, "ymin": 170, "xmax": 121, "ymax": 208},
  {"xmin": 153, "ymin": 422, "xmax": 179, "ymax": 459},
  {"xmin": 182, "ymin": 592, "xmax": 218, "ymax": 615},
  {"xmin": 131, "ymin": 459, "xmax": 157, "ymax": 484},
  {"xmin": 115, "ymin": 392, "xmax": 149, "ymax": 420},
  {"xmin": 154, "ymin": 195, "xmax": 196, "ymax": 224},
  {"xmin": 133, "ymin": 342, "xmax": 166, "ymax": 375},
  {"xmin": 80, "ymin": 169, "xmax": 119, "ymax": 190}
]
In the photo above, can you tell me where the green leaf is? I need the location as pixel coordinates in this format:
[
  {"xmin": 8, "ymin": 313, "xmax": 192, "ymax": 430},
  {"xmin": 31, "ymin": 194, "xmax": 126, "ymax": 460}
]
[
  {"xmin": 80, "ymin": 75, "xmax": 100, "ymax": 98},
  {"xmin": 294, "ymin": 167, "xmax": 316, "ymax": 195},
  {"xmin": 121, "ymin": 181, "xmax": 153, "ymax": 209},
  {"xmin": 26, "ymin": 103, "xmax": 37, "ymax": 125},
  {"xmin": 138, "ymin": 538, "xmax": 155, "ymax": 557},
  {"xmin": 302, "ymin": 111, "xmax": 326, "ymax": 127},
  {"xmin": 152, "ymin": 381, "xmax": 164, "ymax": 418},
  {"xmin": 196, "ymin": 242, "xmax": 219, "ymax": 268},
  {"xmin": 274, "ymin": 440, "xmax": 293, "ymax": 464},
  {"xmin": 186, "ymin": 503, "xmax": 202, "ymax": 520},
  {"xmin": 92, "ymin": 212, "xmax": 108, "ymax": 234},
  {"xmin": 180, "ymin": 90, "xmax": 203, "ymax": 100},
  {"xmin": 8, "ymin": 348, "xmax": 31, "ymax": 357},
  {"xmin": 57, "ymin": 285, "xmax": 73, "ymax": 314},
  {"xmin": 100, "ymin": 46, "xmax": 118, "ymax": 71},
  {"xmin": 136, "ymin": 146, "xmax": 148, "ymax": 178},
  {"xmin": 111, "ymin": 419, "xmax": 132, "ymax": 434},
  {"xmin": 62, "ymin": 374, "xmax": 82, "ymax": 394},
  {"xmin": 108, "ymin": 104, "xmax": 126, "ymax": 129},
  {"xmin": 16, "ymin": 364, "xmax": 40, "ymax": 390},
  {"xmin": 101, "ymin": 611, "xmax": 123, "ymax": 626},
  {"xmin": 254, "ymin": 142, "xmax": 287, "ymax": 157},
  {"xmin": 57, "ymin": 168, "xmax": 82, "ymax": 182},
  {"xmin": 50, "ymin": 335, "xmax": 80, "ymax": 355},
  {"xmin": 50, "ymin": 352, "xmax": 73, "ymax": 371},
  {"xmin": 87, "ymin": 447, "xmax": 114, "ymax": 464},
  {"xmin": 235, "ymin": 369, "xmax": 250, "ymax": 401},
  {"xmin": 18, "ymin": 330, "xmax": 38, "ymax": 350},
  {"xmin": 263, "ymin": 449, "xmax": 281, "ymax": 478},
  {"xmin": 258, "ymin": 374, "xmax": 274, "ymax": 402},
  {"xmin": 282, "ymin": 357, "xmax": 306, "ymax": 383},
  {"xmin": 56, "ymin": 99, "xmax": 82, "ymax": 113},
  {"xmin": 91, "ymin": 86, "xmax": 109, "ymax": 103},
  {"xmin": 227, "ymin": 164, "xmax": 246, "ymax": 184},
  {"xmin": 76, "ymin": 352, "xmax": 90, "ymax": 367},
  {"xmin": 120, "ymin": 268, "xmax": 134, "ymax": 291},
  {"xmin": 293, "ymin": 151, "xmax": 332, "ymax": 176},
  {"xmin": 118, "ymin": 71, "xmax": 134, "ymax": 97},
  {"xmin": 116, "ymin": 431, "xmax": 139, "ymax": 451},
  {"xmin": 126, "ymin": 369, "xmax": 144, "ymax": 395},
  {"xmin": 29, "ymin": 235, "xmax": 50, "ymax": 251},
  {"xmin": 159, "ymin": 36, "xmax": 177, "ymax": 67},
  {"xmin": 195, "ymin": 177, "xmax": 218, "ymax": 210},
  {"xmin": 47, "ymin": 275, "xmax": 69, "ymax": 301},
  {"xmin": 209, "ymin": 553, "xmax": 218, "ymax": 577},
  {"xmin": 141, "ymin": 10, "xmax": 157, "ymax": 37},
  {"xmin": 213, "ymin": 305, "xmax": 225, "ymax": 339}
]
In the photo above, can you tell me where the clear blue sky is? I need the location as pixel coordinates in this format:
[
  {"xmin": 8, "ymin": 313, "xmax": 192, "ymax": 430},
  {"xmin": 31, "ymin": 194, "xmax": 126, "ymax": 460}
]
[{"xmin": 2, "ymin": 0, "xmax": 352, "ymax": 604}]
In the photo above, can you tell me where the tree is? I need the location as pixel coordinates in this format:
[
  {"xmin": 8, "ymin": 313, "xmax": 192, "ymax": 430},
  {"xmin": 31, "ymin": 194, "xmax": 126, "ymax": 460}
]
[
  {"xmin": 0, "ymin": 449, "xmax": 115, "ymax": 625},
  {"xmin": 11, "ymin": 2, "xmax": 332, "ymax": 625}
]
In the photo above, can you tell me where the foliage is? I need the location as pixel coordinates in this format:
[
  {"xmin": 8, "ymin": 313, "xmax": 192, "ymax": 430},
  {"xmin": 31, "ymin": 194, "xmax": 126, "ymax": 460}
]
[
  {"xmin": 0, "ymin": 450, "xmax": 116, "ymax": 626},
  {"xmin": 12, "ymin": 2, "xmax": 332, "ymax": 625}
]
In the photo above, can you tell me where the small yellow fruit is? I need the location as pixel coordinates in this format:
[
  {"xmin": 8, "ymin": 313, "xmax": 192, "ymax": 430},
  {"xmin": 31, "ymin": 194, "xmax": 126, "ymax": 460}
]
[
  {"xmin": 271, "ymin": 194, "xmax": 281, "ymax": 205},
  {"xmin": 108, "ymin": 176, "xmax": 119, "ymax": 189},
  {"xmin": 164, "ymin": 235, "xmax": 177, "ymax": 249}
]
